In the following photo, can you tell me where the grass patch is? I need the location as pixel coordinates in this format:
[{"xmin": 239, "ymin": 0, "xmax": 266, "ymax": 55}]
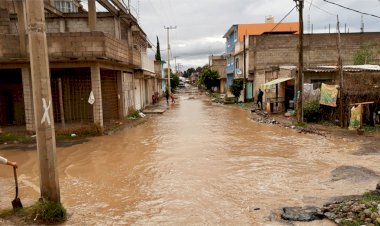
[
  {"xmin": 293, "ymin": 121, "xmax": 307, "ymax": 128},
  {"xmin": 127, "ymin": 109, "xmax": 141, "ymax": 120},
  {"xmin": 362, "ymin": 192, "xmax": 380, "ymax": 202},
  {"xmin": 363, "ymin": 125, "xmax": 380, "ymax": 133},
  {"xmin": 0, "ymin": 199, "xmax": 66, "ymax": 224},
  {"xmin": 0, "ymin": 133, "xmax": 33, "ymax": 143},
  {"xmin": 55, "ymin": 124, "xmax": 103, "ymax": 140},
  {"xmin": 340, "ymin": 220, "xmax": 364, "ymax": 226},
  {"xmin": 318, "ymin": 120, "xmax": 338, "ymax": 127},
  {"xmin": 209, "ymin": 92, "xmax": 220, "ymax": 99}
]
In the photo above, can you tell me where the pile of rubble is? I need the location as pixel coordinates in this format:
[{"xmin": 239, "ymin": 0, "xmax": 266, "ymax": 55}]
[
  {"xmin": 281, "ymin": 183, "xmax": 380, "ymax": 225},
  {"xmin": 251, "ymin": 109, "xmax": 325, "ymax": 136}
]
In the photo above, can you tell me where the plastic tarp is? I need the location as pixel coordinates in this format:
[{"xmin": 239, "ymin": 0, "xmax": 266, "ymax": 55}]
[
  {"xmin": 320, "ymin": 83, "xmax": 339, "ymax": 107},
  {"xmin": 261, "ymin": 77, "xmax": 293, "ymax": 90}
]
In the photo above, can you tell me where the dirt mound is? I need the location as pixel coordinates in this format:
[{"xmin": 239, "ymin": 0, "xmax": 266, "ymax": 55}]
[{"xmin": 331, "ymin": 166, "xmax": 380, "ymax": 182}]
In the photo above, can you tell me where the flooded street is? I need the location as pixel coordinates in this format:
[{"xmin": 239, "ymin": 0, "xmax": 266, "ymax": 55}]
[{"xmin": 1, "ymin": 90, "xmax": 379, "ymax": 225}]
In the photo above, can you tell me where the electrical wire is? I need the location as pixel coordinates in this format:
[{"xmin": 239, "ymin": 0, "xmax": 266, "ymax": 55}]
[
  {"xmin": 321, "ymin": 0, "xmax": 380, "ymax": 19},
  {"xmin": 305, "ymin": 0, "xmax": 336, "ymax": 17},
  {"xmin": 269, "ymin": 6, "xmax": 296, "ymax": 33}
]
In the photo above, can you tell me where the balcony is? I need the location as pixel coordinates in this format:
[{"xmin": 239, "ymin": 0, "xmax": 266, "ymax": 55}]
[
  {"xmin": 141, "ymin": 52, "xmax": 155, "ymax": 73},
  {"xmin": 0, "ymin": 32, "xmax": 133, "ymax": 66}
]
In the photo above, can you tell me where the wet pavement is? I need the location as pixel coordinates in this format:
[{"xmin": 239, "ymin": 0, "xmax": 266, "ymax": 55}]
[{"xmin": 0, "ymin": 87, "xmax": 379, "ymax": 225}]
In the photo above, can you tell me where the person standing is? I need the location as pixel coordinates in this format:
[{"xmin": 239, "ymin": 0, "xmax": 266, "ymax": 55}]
[
  {"xmin": 257, "ymin": 88, "xmax": 264, "ymax": 110},
  {"xmin": 0, "ymin": 156, "xmax": 17, "ymax": 168},
  {"xmin": 165, "ymin": 89, "xmax": 169, "ymax": 104}
]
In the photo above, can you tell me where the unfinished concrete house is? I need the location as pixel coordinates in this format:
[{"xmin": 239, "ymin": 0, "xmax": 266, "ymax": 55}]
[{"xmin": 0, "ymin": 0, "xmax": 160, "ymax": 131}]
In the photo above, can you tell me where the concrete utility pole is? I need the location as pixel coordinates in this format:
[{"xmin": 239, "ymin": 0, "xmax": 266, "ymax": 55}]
[
  {"xmin": 336, "ymin": 16, "xmax": 344, "ymax": 127},
  {"xmin": 295, "ymin": 0, "xmax": 304, "ymax": 123},
  {"xmin": 25, "ymin": 0, "xmax": 61, "ymax": 202},
  {"xmin": 243, "ymin": 35, "xmax": 247, "ymax": 102},
  {"xmin": 164, "ymin": 26, "xmax": 176, "ymax": 94}
]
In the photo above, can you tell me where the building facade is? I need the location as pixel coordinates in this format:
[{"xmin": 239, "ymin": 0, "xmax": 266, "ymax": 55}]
[
  {"xmin": 223, "ymin": 21, "xmax": 299, "ymax": 97},
  {"xmin": 0, "ymin": 0, "xmax": 160, "ymax": 131},
  {"xmin": 209, "ymin": 55, "xmax": 227, "ymax": 93}
]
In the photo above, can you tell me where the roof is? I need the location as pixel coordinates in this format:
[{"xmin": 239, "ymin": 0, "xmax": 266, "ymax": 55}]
[
  {"xmin": 223, "ymin": 22, "xmax": 298, "ymax": 41},
  {"xmin": 306, "ymin": 65, "xmax": 380, "ymax": 72},
  {"xmin": 262, "ymin": 77, "xmax": 294, "ymax": 90},
  {"xmin": 237, "ymin": 23, "xmax": 298, "ymax": 42}
]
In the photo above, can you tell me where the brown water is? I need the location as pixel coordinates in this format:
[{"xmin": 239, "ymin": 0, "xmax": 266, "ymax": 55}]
[{"xmin": 1, "ymin": 91, "xmax": 379, "ymax": 225}]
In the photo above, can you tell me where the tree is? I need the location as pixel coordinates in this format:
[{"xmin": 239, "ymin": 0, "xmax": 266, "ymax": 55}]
[
  {"xmin": 353, "ymin": 44, "xmax": 379, "ymax": 65},
  {"xmin": 183, "ymin": 67, "xmax": 195, "ymax": 78},
  {"xmin": 171, "ymin": 72, "xmax": 180, "ymax": 90},
  {"xmin": 229, "ymin": 79, "xmax": 243, "ymax": 102},
  {"xmin": 155, "ymin": 36, "xmax": 161, "ymax": 61},
  {"xmin": 198, "ymin": 66, "xmax": 220, "ymax": 91}
]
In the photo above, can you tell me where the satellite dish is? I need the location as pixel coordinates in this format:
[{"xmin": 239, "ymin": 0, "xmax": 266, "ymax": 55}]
[{"xmin": 236, "ymin": 68, "xmax": 242, "ymax": 75}]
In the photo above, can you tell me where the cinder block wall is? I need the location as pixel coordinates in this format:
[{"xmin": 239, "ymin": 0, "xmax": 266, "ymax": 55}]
[{"xmin": 249, "ymin": 33, "xmax": 380, "ymax": 71}]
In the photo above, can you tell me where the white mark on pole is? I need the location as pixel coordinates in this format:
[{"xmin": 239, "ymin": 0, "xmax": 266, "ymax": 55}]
[{"xmin": 41, "ymin": 98, "xmax": 51, "ymax": 125}]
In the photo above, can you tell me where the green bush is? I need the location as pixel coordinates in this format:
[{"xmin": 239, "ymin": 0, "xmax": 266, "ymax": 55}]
[
  {"xmin": 229, "ymin": 80, "xmax": 243, "ymax": 101},
  {"xmin": 303, "ymin": 100, "xmax": 322, "ymax": 122}
]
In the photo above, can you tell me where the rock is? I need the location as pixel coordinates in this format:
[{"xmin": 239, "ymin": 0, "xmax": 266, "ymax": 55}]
[
  {"xmin": 364, "ymin": 208, "xmax": 372, "ymax": 216},
  {"xmin": 371, "ymin": 212, "xmax": 379, "ymax": 220},
  {"xmin": 282, "ymin": 206, "xmax": 324, "ymax": 221},
  {"xmin": 324, "ymin": 212, "xmax": 337, "ymax": 219},
  {"xmin": 365, "ymin": 218, "xmax": 372, "ymax": 223},
  {"xmin": 376, "ymin": 183, "xmax": 380, "ymax": 190},
  {"xmin": 376, "ymin": 218, "xmax": 380, "ymax": 224},
  {"xmin": 335, "ymin": 218, "xmax": 342, "ymax": 224}
]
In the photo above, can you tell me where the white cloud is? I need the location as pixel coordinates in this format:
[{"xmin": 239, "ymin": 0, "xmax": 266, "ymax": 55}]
[{"xmin": 87, "ymin": 0, "xmax": 380, "ymax": 69}]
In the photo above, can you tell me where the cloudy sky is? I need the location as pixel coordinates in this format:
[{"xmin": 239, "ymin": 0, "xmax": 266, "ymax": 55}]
[{"xmin": 131, "ymin": 0, "xmax": 380, "ymax": 70}]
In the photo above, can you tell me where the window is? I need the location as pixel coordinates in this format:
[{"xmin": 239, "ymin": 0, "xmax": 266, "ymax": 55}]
[
  {"xmin": 54, "ymin": 0, "xmax": 78, "ymax": 13},
  {"xmin": 234, "ymin": 30, "xmax": 237, "ymax": 41},
  {"xmin": 235, "ymin": 58, "xmax": 239, "ymax": 69}
]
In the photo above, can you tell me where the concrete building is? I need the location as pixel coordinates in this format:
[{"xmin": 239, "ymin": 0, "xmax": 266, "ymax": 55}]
[
  {"xmin": 0, "ymin": 0, "xmax": 160, "ymax": 131},
  {"xmin": 223, "ymin": 21, "xmax": 299, "ymax": 97},
  {"xmin": 209, "ymin": 55, "xmax": 226, "ymax": 93},
  {"xmin": 248, "ymin": 32, "xmax": 380, "ymax": 112}
]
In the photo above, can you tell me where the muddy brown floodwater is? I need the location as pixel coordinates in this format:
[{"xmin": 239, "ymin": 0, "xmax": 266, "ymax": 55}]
[{"xmin": 1, "ymin": 90, "xmax": 379, "ymax": 225}]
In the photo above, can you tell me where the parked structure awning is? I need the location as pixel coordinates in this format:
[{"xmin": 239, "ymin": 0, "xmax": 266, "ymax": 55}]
[{"xmin": 262, "ymin": 77, "xmax": 294, "ymax": 90}]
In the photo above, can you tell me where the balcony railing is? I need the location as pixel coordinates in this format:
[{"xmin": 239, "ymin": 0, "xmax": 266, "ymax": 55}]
[{"xmin": 0, "ymin": 32, "xmax": 133, "ymax": 65}]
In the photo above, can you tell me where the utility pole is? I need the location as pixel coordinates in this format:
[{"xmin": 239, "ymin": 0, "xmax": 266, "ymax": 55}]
[
  {"xmin": 25, "ymin": 0, "xmax": 61, "ymax": 201},
  {"xmin": 295, "ymin": 0, "xmax": 304, "ymax": 123},
  {"xmin": 164, "ymin": 26, "xmax": 176, "ymax": 94},
  {"xmin": 174, "ymin": 56, "xmax": 178, "ymax": 73},
  {"xmin": 337, "ymin": 15, "xmax": 344, "ymax": 127},
  {"xmin": 243, "ymin": 35, "xmax": 247, "ymax": 102}
]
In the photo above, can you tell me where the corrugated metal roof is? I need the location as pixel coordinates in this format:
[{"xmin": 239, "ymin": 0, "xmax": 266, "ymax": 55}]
[
  {"xmin": 279, "ymin": 66, "xmax": 297, "ymax": 70},
  {"xmin": 305, "ymin": 65, "xmax": 380, "ymax": 72}
]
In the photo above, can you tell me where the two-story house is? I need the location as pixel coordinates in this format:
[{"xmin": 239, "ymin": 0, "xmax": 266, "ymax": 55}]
[
  {"xmin": 223, "ymin": 19, "xmax": 298, "ymax": 98},
  {"xmin": 0, "ymin": 0, "xmax": 160, "ymax": 131}
]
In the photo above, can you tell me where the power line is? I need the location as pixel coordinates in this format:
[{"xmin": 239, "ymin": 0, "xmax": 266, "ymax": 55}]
[
  {"xmin": 321, "ymin": 0, "xmax": 380, "ymax": 19},
  {"xmin": 269, "ymin": 6, "xmax": 296, "ymax": 33},
  {"xmin": 305, "ymin": 0, "xmax": 336, "ymax": 17}
]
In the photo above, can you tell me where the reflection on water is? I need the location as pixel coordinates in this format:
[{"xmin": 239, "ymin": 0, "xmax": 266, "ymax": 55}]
[{"xmin": 0, "ymin": 91, "xmax": 379, "ymax": 225}]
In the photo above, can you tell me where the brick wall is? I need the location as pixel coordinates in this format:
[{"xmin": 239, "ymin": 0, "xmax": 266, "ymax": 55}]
[
  {"xmin": 0, "ymin": 9, "xmax": 10, "ymax": 34},
  {"xmin": 0, "ymin": 34, "xmax": 20, "ymax": 59},
  {"xmin": 249, "ymin": 33, "xmax": 380, "ymax": 71}
]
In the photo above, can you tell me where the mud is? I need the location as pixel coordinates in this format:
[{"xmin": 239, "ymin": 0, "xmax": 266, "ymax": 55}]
[{"xmin": 1, "ymin": 89, "xmax": 380, "ymax": 225}]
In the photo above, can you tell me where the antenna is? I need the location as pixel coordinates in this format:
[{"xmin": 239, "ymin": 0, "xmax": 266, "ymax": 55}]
[{"xmin": 360, "ymin": 14, "xmax": 364, "ymax": 33}]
